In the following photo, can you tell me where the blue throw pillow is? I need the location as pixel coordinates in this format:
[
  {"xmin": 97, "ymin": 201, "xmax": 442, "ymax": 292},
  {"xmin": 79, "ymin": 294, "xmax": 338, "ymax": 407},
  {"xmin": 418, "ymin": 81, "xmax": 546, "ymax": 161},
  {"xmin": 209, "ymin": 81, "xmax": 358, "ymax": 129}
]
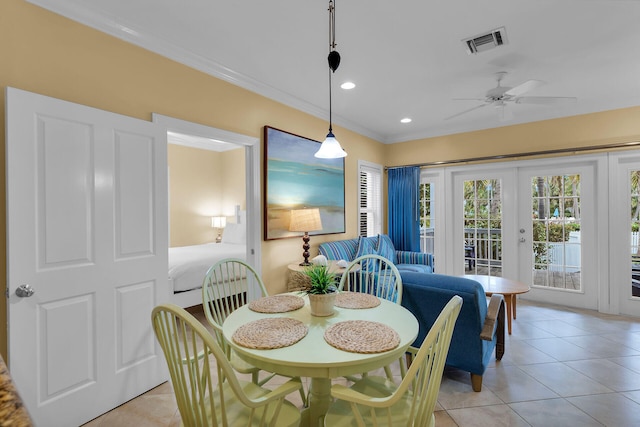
[
  {"xmin": 355, "ymin": 236, "xmax": 377, "ymax": 271},
  {"xmin": 355, "ymin": 236, "xmax": 376, "ymax": 258},
  {"xmin": 377, "ymin": 234, "xmax": 396, "ymax": 263}
]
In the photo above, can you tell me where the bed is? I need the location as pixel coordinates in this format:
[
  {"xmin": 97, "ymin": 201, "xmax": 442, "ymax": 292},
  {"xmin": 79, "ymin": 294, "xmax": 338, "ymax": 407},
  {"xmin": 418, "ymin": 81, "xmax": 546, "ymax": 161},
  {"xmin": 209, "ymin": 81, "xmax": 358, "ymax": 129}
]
[{"xmin": 169, "ymin": 210, "xmax": 247, "ymax": 307}]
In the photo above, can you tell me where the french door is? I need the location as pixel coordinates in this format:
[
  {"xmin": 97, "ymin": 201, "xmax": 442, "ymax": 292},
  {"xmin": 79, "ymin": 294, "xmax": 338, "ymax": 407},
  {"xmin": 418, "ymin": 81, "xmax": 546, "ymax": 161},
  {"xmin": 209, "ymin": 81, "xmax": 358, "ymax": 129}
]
[
  {"xmin": 438, "ymin": 156, "xmax": 602, "ymax": 311},
  {"xmin": 449, "ymin": 169, "xmax": 517, "ymax": 279},
  {"xmin": 610, "ymin": 152, "xmax": 640, "ymax": 317},
  {"xmin": 517, "ymin": 158, "xmax": 602, "ymax": 310}
]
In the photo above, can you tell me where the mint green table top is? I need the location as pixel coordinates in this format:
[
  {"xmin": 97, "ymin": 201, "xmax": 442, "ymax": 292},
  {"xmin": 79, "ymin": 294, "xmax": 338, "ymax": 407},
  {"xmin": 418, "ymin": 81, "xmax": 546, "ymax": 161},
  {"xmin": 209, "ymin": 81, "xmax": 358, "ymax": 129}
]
[{"xmin": 222, "ymin": 294, "xmax": 419, "ymax": 379}]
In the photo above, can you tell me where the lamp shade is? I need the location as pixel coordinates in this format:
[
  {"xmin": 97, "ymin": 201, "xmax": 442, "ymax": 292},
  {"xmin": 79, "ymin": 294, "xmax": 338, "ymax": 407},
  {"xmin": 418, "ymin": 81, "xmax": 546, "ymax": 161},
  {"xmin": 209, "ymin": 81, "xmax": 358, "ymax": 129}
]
[
  {"xmin": 289, "ymin": 208, "xmax": 323, "ymax": 232},
  {"xmin": 211, "ymin": 216, "xmax": 226, "ymax": 228},
  {"xmin": 314, "ymin": 132, "xmax": 347, "ymax": 159}
]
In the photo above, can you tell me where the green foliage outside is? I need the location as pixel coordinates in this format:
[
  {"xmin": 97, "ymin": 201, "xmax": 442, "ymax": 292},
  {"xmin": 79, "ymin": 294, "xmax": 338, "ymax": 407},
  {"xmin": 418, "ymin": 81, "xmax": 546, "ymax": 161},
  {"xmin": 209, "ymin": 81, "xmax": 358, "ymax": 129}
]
[
  {"xmin": 532, "ymin": 222, "xmax": 581, "ymax": 266},
  {"xmin": 419, "ymin": 183, "xmax": 432, "ymax": 228}
]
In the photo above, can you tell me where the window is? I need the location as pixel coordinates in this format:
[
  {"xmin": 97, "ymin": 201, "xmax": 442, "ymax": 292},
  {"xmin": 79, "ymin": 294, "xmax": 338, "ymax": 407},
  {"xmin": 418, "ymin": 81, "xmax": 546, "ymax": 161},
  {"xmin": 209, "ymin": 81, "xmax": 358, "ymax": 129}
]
[
  {"xmin": 419, "ymin": 181, "xmax": 435, "ymax": 254},
  {"xmin": 531, "ymin": 174, "xmax": 581, "ymax": 290},
  {"xmin": 358, "ymin": 161, "xmax": 382, "ymax": 237},
  {"xmin": 463, "ymin": 179, "xmax": 503, "ymax": 277}
]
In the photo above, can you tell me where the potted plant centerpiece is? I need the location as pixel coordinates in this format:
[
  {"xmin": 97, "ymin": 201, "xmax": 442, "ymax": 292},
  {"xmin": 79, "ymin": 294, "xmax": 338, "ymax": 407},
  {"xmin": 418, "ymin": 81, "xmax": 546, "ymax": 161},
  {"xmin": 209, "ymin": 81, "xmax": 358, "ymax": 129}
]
[{"xmin": 302, "ymin": 264, "xmax": 338, "ymax": 316}]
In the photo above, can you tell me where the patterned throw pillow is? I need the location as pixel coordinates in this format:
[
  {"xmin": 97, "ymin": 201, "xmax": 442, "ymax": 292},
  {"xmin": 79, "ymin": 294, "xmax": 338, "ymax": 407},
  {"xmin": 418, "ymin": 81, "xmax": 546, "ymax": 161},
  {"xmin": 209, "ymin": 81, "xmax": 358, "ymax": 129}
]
[
  {"xmin": 355, "ymin": 236, "xmax": 377, "ymax": 258},
  {"xmin": 376, "ymin": 234, "xmax": 396, "ymax": 263},
  {"xmin": 355, "ymin": 236, "xmax": 378, "ymax": 271},
  {"xmin": 319, "ymin": 239, "xmax": 358, "ymax": 261}
]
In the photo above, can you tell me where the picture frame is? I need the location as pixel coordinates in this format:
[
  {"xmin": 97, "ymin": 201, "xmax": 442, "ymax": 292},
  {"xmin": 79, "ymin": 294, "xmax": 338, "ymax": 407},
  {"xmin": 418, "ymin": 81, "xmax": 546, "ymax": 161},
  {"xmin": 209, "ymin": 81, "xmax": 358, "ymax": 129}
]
[{"xmin": 263, "ymin": 126, "xmax": 345, "ymax": 240}]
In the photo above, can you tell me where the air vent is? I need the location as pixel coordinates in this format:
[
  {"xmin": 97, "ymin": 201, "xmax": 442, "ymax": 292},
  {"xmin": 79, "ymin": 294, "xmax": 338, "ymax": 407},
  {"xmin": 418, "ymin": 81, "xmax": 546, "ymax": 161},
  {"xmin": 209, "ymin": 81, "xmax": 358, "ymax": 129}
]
[{"xmin": 463, "ymin": 27, "xmax": 508, "ymax": 54}]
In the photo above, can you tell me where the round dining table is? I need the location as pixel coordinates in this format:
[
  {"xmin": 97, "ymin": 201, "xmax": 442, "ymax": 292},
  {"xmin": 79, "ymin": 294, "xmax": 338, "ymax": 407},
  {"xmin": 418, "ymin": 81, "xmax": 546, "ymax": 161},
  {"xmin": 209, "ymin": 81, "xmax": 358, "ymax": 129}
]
[{"xmin": 222, "ymin": 293, "xmax": 419, "ymax": 427}]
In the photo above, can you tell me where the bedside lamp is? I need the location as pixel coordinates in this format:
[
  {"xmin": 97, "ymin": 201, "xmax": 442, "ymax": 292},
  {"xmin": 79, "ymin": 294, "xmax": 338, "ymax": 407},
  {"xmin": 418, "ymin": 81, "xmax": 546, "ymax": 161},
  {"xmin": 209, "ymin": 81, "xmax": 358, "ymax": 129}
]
[
  {"xmin": 211, "ymin": 216, "xmax": 226, "ymax": 243},
  {"xmin": 289, "ymin": 208, "xmax": 323, "ymax": 266}
]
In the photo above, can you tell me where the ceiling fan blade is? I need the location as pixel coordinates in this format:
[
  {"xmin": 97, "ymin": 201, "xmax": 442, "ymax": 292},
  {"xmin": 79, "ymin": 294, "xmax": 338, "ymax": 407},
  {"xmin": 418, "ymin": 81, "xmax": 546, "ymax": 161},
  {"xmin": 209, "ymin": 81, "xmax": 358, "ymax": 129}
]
[
  {"xmin": 515, "ymin": 96, "xmax": 577, "ymax": 105},
  {"xmin": 444, "ymin": 104, "xmax": 487, "ymax": 120},
  {"xmin": 505, "ymin": 80, "xmax": 544, "ymax": 97},
  {"xmin": 452, "ymin": 98, "xmax": 486, "ymax": 101}
]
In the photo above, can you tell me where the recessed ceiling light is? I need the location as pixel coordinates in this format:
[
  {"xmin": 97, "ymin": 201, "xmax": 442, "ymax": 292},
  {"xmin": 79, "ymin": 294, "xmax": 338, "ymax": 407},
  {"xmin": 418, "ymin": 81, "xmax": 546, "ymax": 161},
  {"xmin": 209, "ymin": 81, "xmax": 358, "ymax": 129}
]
[
  {"xmin": 341, "ymin": 82, "xmax": 356, "ymax": 90},
  {"xmin": 400, "ymin": 118, "xmax": 412, "ymax": 124}
]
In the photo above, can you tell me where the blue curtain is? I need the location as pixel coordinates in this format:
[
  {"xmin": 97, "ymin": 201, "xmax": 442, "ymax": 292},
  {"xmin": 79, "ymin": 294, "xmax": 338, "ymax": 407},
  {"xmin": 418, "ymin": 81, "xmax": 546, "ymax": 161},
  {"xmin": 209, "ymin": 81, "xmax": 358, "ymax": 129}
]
[{"xmin": 388, "ymin": 166, "xmax": 420, "ymax": 252}]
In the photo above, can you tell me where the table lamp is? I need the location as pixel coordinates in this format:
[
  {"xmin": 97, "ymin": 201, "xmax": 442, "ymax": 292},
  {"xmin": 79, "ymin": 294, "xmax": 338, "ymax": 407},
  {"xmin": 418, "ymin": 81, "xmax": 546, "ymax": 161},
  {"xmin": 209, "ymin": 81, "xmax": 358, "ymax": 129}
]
[
  {"xmin": 211, "ymin": 216, "xmax": 226, "ymax": 243},
  {"xmin": 289, "ymin": 208, "xmax": 323, "ymax": 266}
]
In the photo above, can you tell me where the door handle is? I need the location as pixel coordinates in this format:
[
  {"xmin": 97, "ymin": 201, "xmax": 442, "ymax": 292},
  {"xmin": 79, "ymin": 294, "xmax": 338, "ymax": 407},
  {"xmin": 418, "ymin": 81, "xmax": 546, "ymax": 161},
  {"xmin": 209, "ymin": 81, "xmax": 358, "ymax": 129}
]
[{"xmin": 15, "ymin": 284, "xmax": 35, "ymax": 298}]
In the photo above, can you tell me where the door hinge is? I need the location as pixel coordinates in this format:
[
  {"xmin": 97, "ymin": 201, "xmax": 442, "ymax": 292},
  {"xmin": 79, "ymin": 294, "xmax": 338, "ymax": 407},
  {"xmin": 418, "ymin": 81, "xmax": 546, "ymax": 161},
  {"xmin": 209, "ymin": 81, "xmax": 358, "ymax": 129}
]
[{"xmin": 5, "ymin": 288, "xmax": 9, "ymax": 298}]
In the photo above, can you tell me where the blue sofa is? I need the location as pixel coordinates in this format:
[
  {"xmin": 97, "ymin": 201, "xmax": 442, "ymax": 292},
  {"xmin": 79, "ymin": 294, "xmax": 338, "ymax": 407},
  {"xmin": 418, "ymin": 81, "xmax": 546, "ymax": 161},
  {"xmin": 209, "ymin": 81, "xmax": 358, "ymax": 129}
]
[
  {"xmin": 400, "ymin": 272, "xmax": 505, "ymax": 392},
  {"xmin": 318, "ymin": 234, "xmax": 433, "ymax": 275}
]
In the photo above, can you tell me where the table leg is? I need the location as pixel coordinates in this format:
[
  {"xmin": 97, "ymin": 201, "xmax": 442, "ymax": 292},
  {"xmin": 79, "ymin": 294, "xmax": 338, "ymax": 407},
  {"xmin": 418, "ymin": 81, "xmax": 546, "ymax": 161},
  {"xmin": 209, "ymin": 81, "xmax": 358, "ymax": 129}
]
[
  {"xmin": 513, "ymin": 295, "xmax": 517, "ymax": 319},
  {"xmin": 300, "ymin": 377, "xmax": 331, "ymax": 427},
  {"xmin": 506, "ymin": 295, "xmax": 513, "ymax": 335}
]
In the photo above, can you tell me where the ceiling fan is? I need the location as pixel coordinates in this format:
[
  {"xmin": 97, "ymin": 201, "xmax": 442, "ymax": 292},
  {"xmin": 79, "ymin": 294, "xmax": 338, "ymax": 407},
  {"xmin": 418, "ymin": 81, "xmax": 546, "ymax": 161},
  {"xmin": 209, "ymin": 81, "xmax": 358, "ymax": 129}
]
[{"xmin": 445, "ymin": 71, "xmax": 577, "ymax": 121}]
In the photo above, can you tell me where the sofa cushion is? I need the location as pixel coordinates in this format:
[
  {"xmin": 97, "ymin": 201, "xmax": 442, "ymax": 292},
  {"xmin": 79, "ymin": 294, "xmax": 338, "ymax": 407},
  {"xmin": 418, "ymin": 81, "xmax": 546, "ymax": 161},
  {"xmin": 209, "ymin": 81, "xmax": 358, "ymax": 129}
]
[
  {"xmin": 396, "ymin": 264, "xmax": 432, "ymax": 274},
  {"xmin": 376, "ymin": 234, "xmax": 395, "ymax": 262}
]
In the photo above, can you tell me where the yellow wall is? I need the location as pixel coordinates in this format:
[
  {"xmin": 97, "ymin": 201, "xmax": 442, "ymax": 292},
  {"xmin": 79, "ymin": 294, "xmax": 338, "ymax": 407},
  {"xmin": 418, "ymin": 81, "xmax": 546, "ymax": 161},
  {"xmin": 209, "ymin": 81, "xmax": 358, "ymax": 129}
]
[
  {"xmin": 167, "ymin": 145, "xmax": 246, "ymax": 247},
  {"xmin": 0, "ymin": 0, "xmax": 383, "ymax": 359},
  {"xmin": 220, "ymin": 148, "xmax": 247, "ymax": 216},
  {"xmin": 384, "ymin": 108, "xmax": 640, "ymax": 166}
]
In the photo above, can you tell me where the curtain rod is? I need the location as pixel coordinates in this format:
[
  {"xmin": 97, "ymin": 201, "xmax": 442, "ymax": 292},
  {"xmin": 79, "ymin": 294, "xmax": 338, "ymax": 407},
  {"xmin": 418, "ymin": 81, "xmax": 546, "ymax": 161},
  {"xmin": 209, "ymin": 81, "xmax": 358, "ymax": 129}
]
[{"xmin": 384, "ymin": 140, "xmax": 640, "ymax": 170}]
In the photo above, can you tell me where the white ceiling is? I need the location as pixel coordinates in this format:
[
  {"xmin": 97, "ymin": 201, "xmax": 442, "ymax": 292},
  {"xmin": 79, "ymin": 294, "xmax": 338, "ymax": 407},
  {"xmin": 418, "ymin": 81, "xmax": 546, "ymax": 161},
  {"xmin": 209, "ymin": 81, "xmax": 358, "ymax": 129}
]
[{"xmin": 28, "ymin": 0, "xmax": 640, "ymax": 144}]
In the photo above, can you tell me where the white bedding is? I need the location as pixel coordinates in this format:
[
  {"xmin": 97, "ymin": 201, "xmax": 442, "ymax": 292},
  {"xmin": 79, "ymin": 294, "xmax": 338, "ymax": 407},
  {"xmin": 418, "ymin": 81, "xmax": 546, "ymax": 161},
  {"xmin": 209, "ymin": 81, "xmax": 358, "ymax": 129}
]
[{"xmin": 168, "ymin": 243, "xmax": 246, "ymax": 293}]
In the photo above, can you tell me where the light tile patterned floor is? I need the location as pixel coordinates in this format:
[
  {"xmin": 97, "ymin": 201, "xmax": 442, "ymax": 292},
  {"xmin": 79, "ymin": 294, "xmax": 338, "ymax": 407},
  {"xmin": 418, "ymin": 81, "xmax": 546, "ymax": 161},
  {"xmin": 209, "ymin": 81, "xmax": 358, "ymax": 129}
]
[{"xmin": 83, "ymin": 299, "xmax": 640, "ymax": 426}]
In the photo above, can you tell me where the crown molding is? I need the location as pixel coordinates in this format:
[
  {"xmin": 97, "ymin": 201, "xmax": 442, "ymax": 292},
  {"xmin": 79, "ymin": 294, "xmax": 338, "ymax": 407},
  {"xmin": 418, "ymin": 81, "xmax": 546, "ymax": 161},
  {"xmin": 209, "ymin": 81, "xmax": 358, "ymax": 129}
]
[{"xmin": 27, "ymin": 0, "xmax": 385, "ymax": 143}]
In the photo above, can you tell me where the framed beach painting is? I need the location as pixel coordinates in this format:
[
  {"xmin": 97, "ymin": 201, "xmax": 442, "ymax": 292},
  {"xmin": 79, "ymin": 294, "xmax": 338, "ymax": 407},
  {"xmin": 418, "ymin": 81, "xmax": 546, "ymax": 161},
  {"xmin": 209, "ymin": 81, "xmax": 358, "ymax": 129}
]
[{"xmin": 263, "ymin": 126, "xmax": 345, "ymax": 240}]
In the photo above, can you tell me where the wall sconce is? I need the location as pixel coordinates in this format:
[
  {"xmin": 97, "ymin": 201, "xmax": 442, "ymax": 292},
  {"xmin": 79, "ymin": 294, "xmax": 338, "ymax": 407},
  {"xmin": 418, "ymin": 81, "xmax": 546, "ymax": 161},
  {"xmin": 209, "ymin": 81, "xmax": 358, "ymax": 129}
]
[
  {"xmin": 211, "ymin": 216, "xmax": 227, "ymax": 243},
  {"xmin": 289, "ymin": 208, "xmax": 323, "ymax": 266}
]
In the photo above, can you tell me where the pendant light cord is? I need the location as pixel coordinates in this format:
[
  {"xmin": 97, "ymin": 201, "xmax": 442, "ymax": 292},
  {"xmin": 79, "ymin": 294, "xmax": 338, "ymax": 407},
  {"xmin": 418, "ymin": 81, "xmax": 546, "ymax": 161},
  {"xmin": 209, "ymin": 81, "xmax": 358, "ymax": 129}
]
[
  {"xmin": 328, "ymin": 68, "xmax": 333, "ymax": 133},
  {"xmin": 328, "ymin": 0, "xmax": 336, "ymax": 134},
  {"xmin": 329, "ymin": 0, "xmax": 336, "ymax": 51}
]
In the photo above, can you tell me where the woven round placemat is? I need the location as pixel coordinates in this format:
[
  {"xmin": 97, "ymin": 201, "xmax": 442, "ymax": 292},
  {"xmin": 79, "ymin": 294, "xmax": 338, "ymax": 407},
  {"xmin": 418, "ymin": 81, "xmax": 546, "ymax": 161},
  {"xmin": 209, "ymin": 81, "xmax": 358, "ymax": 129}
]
[
  {"xmin": 324, "ymin": 320, "xmax": 400, "ymax": 353},
  {"xmin": 334, "ymin": 292, "xmax": 381, "ymax": 309},
  {"xmin": 232, "ymin": 318, "xmax": 308, "ymax": 349},
  {"xmin": 248, "ymin": 294, "xmax": 305, "ymax": 313}
]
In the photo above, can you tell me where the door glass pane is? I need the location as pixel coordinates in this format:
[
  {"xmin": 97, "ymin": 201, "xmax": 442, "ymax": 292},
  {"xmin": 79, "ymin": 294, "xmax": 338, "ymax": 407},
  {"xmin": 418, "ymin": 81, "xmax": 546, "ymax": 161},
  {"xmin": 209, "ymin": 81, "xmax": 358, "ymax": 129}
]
[
  {"xmin": 419, "ymin": 182, "xmax": 434, "ymax": 255},
  {"xmin": 464, "ymin": 179, "xmax": 502, "ymax": 276},
  {"xmin": 531, "ymin": 175, "xmax": 581, "ymax": 291},
  {"xmin": 631, "ymin": 170, "xmax": 640, "ymax": 297}
]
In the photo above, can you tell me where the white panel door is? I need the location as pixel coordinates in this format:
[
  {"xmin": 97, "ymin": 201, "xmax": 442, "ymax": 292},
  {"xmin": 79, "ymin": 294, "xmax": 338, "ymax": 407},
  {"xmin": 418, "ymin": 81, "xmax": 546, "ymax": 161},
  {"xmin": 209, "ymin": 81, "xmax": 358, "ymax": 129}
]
[{"xmin": 6, "ymin": 87, "xmax": 169, "ymax": 426}]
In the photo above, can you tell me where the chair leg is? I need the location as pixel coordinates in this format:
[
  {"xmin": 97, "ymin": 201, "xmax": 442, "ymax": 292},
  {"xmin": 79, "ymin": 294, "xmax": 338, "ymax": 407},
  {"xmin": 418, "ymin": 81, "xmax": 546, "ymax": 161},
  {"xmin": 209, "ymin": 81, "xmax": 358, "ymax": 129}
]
[
  {"xmin": 470, "ymin": 373, "xmax": 483, "ymax": 392},
  {"xmin": 299, "ymin": 384, "xmax": 308, "ymax": 408}
]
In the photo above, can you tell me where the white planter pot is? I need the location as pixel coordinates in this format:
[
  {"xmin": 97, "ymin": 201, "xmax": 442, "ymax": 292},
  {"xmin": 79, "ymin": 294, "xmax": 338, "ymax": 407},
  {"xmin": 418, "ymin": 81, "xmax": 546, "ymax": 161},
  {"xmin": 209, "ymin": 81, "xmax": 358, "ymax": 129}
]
[{"xmin": 308, "ymin": 292, "xmax": 336, "ymax": 317}]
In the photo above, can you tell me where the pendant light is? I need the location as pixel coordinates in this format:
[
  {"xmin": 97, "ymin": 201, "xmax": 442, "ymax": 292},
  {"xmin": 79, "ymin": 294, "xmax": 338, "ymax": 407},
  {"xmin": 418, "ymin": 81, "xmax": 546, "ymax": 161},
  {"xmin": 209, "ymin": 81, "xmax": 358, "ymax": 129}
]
[{"xmin": 314, "ymin": 0, "xmax": 348, "ymax": 159}]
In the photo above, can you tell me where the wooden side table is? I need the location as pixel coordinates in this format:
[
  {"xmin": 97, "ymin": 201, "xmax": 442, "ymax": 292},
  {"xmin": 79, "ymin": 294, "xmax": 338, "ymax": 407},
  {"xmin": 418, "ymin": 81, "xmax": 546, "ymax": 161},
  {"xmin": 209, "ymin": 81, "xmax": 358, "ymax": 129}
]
[
  {"xmin": 462, "ymin": 274, "xmax": 530, "ymax": 335},
  {"xmin": 286, "ymin": 261, "xmax": 351, "ymax": 292}
]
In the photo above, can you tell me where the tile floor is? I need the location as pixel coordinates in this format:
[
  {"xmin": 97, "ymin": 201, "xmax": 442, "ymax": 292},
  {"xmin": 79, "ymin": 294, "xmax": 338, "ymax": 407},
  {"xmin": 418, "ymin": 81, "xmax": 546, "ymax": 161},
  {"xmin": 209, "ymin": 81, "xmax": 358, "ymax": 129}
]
[{"xmin": 83, "ymin": 299, "xmax": 640, "ymax": 426}]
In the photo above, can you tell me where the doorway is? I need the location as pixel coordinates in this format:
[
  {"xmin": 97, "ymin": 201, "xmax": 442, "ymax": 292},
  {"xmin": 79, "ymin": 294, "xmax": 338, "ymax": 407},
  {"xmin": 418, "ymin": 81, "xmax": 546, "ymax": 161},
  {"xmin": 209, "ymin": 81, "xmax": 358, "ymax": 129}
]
[
  {"xmin": 517, "ymin": 158, "xmax": 602, "ymax": 310},
  {"xmin": 426, "ymin": 154, "xmax": 608, "ymax": 312},
  {"xmin": 610, "ymin": 152, "xmax": 640, "ymax": 317},
  {"xmin": 152, "ymin": 114, "xmax": 261, "ymax": 271}
]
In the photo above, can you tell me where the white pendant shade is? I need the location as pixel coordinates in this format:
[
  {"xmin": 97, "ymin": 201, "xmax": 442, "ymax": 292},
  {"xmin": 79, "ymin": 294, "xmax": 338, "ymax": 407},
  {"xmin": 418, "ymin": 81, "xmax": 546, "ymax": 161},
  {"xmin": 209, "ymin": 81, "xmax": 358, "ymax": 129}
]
[{"xmin": 314, "ymin": 132, "xmax": 347, "ymax": 158}]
